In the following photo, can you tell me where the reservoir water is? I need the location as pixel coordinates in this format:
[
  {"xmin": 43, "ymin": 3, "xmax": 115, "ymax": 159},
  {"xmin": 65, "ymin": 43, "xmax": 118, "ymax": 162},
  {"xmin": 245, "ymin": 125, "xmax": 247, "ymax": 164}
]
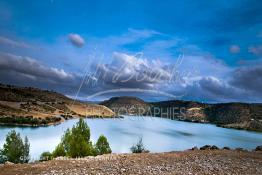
[{"xmin": 0, "ymin": 116, "xmax": 262, "ymax": 160}]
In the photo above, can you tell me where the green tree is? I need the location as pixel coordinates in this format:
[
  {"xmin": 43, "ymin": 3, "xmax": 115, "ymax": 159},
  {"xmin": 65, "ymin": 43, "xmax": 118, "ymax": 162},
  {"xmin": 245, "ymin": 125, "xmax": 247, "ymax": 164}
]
[
  {"xmin": 95, "ymin": 135, "xmax": 112, "ymax": 155},
  {"xmin": 22, "ymin": 136, "xmax": 30, "ymax": 163},
  {"xmin": 130, "ymin": 138, "xmax": 148, "ymax": 153},
  {"xmin": 60, "ymin": 118, "xmax": 94, "ymax": 157},
  {"xmin": 0, "ymin": 130, "xmax": 30, "ymax": 163},
  {"xmin": 52, "ymin": 143, "xmax": 66, "ymax": 158},
  {"xmin": 0, "ymin": 149, "xmax": 7, "ymax": 164}
]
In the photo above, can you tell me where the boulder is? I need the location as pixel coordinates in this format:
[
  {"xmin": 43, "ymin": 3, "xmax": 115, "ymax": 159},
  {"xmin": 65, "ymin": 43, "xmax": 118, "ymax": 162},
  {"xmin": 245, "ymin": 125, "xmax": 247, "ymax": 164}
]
[
  {"xmin": 211, "ymin": 145, "xmax": 219, "ymax": 150},
  {"xmin": 255, "ymin": 145, "xmax": 262, "ymax": 151},
  {"xmin": 200, "ymin": 145, "xmax": 212, "ymax": 150},
  {"xmin": 5, "ymin": 161, "xmax": 14, "ymax": 165},
  {"xmin": 191, "ymin": 146, "xmax": 198, "ymax": 150},
  {"xmin": 223, "ymin": 146, "xmax": 230, "ymax": 150}
]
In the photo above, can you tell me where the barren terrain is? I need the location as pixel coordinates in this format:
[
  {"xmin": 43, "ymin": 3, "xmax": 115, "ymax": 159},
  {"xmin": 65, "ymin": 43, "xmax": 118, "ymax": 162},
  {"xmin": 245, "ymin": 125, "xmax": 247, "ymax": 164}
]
[{"xmin": 1, "ymin": 150, "xmax": 261, "ymax": 175}]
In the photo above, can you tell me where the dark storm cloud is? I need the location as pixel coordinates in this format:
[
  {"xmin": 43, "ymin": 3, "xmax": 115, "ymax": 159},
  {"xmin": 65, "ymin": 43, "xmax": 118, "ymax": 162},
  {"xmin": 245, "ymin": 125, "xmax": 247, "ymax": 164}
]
[
  {"xmin": 229, "ymin": 65, "xmax": 262, "ymax": 95},
  {"xmin": 0, "ymin": 52, "xmax": 84, "ymax": 95}
]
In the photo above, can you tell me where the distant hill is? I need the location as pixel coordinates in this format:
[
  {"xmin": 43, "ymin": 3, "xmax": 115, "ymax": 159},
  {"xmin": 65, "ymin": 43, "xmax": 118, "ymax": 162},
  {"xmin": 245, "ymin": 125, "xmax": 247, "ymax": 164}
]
[
  {"xmin": 100, "ymin": 96, "xmax": 151, "ymax": 115},
  {"xmin": 0, "ymin": 84, "xmax": 115, "ymax": 126},
  {"xmin": 101, "ymin": 96, "xmax": 262, "ymax": 131}
]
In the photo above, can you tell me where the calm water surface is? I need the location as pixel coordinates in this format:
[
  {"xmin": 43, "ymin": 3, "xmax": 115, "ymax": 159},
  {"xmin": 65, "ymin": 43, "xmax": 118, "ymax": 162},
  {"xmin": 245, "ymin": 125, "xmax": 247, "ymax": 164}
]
[{"xmin": 0, "ymin": 116, "xmax": 262, "ymax": 160}]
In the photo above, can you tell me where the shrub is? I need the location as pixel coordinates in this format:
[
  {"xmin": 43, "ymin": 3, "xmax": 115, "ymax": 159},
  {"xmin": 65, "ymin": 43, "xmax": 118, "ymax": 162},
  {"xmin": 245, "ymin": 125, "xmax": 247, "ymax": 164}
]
[
  {"xmin": 130, "ymin": 138, "xmax": 149, "ymax": 153},
  {"xmin": 40, "ymin": 151, "xmax": 53, "ymax": 161},
  {"xmin": 0, "ymin": 130, "xmax": 30, "ymax": 163},
  {"xmin": 95, "ymin": 135, "xmax": 112, "ymax": 155}
]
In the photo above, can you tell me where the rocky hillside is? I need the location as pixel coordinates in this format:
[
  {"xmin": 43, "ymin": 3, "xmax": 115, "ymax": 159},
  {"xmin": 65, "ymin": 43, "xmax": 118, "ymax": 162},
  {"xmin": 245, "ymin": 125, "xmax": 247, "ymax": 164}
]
[
  {"xmin": 0, "ymin": 84, "xmax": 115, "ymax": 126},
  {"xmin": 205, "ymin": 103, "xmax": 262, "ymax": 131},
  {"xmin": 101, "ymin": 96, "xmax": 262, "ymax": 131}
]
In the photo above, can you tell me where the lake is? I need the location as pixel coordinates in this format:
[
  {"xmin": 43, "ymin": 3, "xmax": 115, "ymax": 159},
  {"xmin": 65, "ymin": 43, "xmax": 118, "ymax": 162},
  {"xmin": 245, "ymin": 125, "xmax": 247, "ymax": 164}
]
[{"xmin": 0, "ymin": 116, "xmax": 262, "ymax": 160}]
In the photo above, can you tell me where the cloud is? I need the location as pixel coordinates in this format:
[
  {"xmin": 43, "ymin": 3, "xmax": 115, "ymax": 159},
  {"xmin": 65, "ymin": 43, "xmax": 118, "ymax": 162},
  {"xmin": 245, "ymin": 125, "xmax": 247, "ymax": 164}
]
[
  {"xmin": 229, "ymin": 45, "xmax": 240, "ymax": 54},
  {"xmin": 103, "ymin": 28, "xmax": 162, "ymax": 47},
  {"xmin": 0, "ymin": 36, "xmax": 32, "ymax": 48},
  {"xmin": 197, "ymin": 76, "xmax": 243, "ymax": 101},
  {"xmin": 68, "ymin": 33, "xmax": 85, "ymax": 47},
  {"xmin": 0, "ymin": 52, "xmax": 75, "ymax": 84},
  {"xmin": 248, "ymin": 45, "xmax": 262, "ymax": 56},
  {"xmin": 229, "ymin": 65, "xmax": 262, "ymax": 95},
  {"xmin": 93, "ymin": 52, "xmax": 173, "ymax": 89}
]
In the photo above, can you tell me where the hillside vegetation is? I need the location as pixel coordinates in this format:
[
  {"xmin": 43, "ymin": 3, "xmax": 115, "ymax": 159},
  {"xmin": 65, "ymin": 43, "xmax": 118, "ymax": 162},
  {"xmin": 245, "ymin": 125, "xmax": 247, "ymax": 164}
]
[{"xmin": 101, "ymin": 96, "xmax": 262, "ymax": 131}]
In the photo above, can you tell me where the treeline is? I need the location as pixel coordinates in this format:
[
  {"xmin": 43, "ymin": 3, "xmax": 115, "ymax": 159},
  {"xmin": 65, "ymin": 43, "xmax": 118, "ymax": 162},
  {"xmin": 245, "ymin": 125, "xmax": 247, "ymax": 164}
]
[{"xmin": 0, "ymin": 115, "xmax": 61, "ymax": 126}]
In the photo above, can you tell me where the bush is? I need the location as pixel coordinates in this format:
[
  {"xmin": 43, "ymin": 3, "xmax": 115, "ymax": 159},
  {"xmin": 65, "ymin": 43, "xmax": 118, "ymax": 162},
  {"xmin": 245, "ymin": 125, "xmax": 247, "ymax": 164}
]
[
  {"xmin": 40, "ymin": 151, "xmax": 53, "ymax": 161},
  {"xmin": 95, "ymin": 135, "xmax": 112, "ymax": 155},
  {"xmin": 130, "ymin": 138, "xmax": 149, "ymax": 153},
  {"xmin": 0, "ymin": 130, "xmax": 30, "ymax": 163}
]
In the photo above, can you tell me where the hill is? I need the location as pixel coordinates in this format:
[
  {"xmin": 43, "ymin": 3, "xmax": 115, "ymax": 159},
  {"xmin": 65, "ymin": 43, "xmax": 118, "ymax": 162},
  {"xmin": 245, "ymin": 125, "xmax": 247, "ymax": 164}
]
[
  {"xmin": 0, "ymin": 84, "xmax": 115, "ymax": 126},
  {"xmin": 101, "ymin": 96, "xmax": 262, "ymax": 131},
  {"xmin": 100, "ymin": 96, "xmax": 151, "ymax": 115}
]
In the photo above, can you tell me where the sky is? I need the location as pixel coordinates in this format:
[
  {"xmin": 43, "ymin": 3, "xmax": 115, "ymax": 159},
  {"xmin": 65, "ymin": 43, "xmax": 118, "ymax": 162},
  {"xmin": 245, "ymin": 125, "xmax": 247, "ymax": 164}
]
[{"xmin": 0, "ymin": 0, "xmax": 261, "ymax": 103}]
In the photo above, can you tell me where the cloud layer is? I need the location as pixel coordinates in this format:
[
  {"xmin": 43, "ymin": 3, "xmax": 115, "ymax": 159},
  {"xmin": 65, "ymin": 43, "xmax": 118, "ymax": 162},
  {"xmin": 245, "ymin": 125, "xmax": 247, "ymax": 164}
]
[{"xmin": 0, "ymin": 49, "xmax": 262, "ymax": 102}]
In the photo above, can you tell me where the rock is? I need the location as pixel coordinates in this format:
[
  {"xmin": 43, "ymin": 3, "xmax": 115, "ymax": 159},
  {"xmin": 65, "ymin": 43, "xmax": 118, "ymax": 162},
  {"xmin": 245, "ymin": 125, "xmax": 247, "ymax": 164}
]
[
  {"xmin": 223, "ymin": 146, "xmax": 230, "ymax": 150},
  {"xmin": 235, "ymin": 148, "xmax": 246, "ymax": 151},
  {"xmin": 4, "ymin": 161, "xmax": 14, "ymax": 165},
  {"xmin": 255, "ymin": 145, "xmax": 262, "ymax": 151},
  {"xmin": 200, "ymin": 145, "xmax": 212, "ymax": 150},
  {"xmin": 191, "ymin": 146, "xmax": 198, "ymax": 150},
  {"xmin": 211, "ymin": 145, "xmax": 219, "ymax": 150}
]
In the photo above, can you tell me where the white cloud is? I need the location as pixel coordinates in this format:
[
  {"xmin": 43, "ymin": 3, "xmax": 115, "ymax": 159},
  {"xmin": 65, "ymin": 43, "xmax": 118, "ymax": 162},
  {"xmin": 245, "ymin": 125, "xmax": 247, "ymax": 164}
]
[
  {"xmin": 229, "ymin": 45, "xmax": 240, "ymax": 54},
  {"xmin": 0, "ymin": 36, "xmax": 32, "ymax": 48},
  {"xmin": 248, "ymin": 45, "xmax": 262, "ymax": 56},
  {"xmin": 68, "ymin": 33, "xmax": 85, "ymax": 47}
]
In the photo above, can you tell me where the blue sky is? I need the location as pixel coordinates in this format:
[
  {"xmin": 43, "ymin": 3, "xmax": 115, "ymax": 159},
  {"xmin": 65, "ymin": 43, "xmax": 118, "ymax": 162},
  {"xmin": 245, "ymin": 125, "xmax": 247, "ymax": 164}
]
[{"xmin": 0, "ymin": 0, "xmax": 262, "ymax": 102}]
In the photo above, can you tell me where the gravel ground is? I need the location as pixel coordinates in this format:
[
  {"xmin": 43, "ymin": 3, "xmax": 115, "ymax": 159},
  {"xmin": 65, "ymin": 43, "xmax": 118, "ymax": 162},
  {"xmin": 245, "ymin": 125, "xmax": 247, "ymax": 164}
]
[{"xmin": 0, "ymin": 150, "xmax": 261, "ymax": 175}]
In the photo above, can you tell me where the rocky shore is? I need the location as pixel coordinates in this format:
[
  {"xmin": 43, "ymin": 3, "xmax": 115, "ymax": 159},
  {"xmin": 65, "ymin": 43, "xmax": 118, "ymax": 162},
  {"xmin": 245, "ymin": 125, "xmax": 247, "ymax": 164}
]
[{"xmin": 1, "ymin": 148, "xmax": 261, "ymax": 175}]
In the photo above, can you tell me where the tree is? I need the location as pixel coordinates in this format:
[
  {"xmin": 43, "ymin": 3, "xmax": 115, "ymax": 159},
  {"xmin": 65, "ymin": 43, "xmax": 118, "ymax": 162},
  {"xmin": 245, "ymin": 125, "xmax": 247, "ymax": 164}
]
[
  {"xmin": 130, "ymin": 138, "xmax": 149, "ymax": 153},
  {"xmin": 52, "ymin": 143, "xmax": 66, "ymax": 158},
  {"xmin": 95, "ymin": 135, "xmax": 112, "ymax": 155},
  {"xmin": 52, "ymin": 118, "xmax": 112, "ymax": 158},
  {"xmin": 40, "ymin": 151, "xmax": 53, "ymax": 161},
  {"xmin": 0, "ymin": 149, "xmax": 7, "ymax": 164},
  {"xmin": 60, "ymin": 118, "xmax": 94, "ymax": 157},
  {"xmin": 22, "ymin": 136, "xmax": 30, "ymax": 163},
  {"xmin": 0, "ymin": 130, "xmax": 30, "ymax": 163}
]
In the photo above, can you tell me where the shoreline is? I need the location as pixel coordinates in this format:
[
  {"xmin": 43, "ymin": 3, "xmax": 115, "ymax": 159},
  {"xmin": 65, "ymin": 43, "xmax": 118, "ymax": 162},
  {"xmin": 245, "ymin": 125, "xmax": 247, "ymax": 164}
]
[
  {"xmin": 0, "ymin": 115, "xmax": 124, "ymax": 127},
  {"xmin": 0, "ymin": 114, "xmax": 261, "ymax": 133}
]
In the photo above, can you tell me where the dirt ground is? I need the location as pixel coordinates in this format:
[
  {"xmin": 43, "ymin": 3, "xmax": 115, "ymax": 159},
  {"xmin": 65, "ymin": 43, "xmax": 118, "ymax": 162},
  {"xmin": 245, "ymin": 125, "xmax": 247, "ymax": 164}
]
[{"xmin": 1, "ymin": 150, "xmax": 261, "ymax": 175}]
